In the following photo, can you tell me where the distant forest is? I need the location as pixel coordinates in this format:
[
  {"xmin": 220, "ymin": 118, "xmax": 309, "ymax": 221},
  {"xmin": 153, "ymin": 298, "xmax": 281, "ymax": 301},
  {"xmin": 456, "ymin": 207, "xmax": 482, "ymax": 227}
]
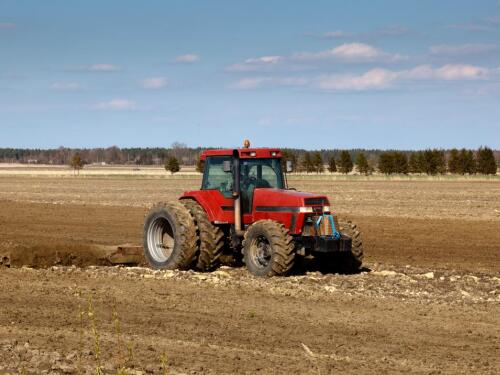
[{"xmin": 1, "ymin": 144, "xmax": 498, "ymax": 166}]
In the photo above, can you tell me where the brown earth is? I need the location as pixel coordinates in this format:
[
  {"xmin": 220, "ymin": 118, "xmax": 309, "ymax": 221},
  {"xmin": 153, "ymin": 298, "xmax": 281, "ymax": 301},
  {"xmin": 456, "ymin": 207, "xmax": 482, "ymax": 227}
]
[
  {"xmin": 0, "ymin": 176, "xmax": 499, "ymax": 374},
  {"xmin": 0, "ymin": 264, "xmax": 499, "ymax": 374}
]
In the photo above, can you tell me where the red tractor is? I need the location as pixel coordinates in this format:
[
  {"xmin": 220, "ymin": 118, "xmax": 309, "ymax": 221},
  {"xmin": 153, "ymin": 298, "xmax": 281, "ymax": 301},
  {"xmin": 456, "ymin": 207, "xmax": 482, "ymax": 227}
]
[{"xmin": 143, "ymin": 146, "xmax": 363, "ymax": 276}]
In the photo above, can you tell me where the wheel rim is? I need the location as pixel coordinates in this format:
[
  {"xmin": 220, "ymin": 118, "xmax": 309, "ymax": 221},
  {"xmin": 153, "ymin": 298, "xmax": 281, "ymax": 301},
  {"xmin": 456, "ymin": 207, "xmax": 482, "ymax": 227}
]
[
  {"xmin": 250, "ymin": 235, "xmax": 272, "ymax": 269},
  {"xmin": 147, "ymin": 217, "xmax": 175, "ymax": 263}
]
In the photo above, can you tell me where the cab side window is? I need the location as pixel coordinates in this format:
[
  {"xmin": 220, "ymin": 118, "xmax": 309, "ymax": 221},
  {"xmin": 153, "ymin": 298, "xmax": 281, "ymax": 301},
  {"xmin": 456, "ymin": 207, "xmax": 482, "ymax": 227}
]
[
  {"xmin": 261, "ymin": 165, "xmax": 278, "ymax": 187},
  {"xmin": 202, "ymin": 156, "xmax": 233, "ymax": 198}
]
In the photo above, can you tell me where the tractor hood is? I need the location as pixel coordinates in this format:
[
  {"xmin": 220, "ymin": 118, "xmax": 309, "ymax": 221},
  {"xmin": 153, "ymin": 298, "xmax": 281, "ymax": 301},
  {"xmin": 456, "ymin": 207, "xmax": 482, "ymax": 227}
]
[{"xmin": 252, "ymin": 188, "xmax": 329, "ymax": 207}]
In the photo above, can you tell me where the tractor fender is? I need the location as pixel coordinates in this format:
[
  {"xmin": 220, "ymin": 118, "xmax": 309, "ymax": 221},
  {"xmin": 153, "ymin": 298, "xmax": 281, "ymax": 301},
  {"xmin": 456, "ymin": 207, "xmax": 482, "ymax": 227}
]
[{"xmin": 180, "ymin": 190, "xmax": 235, "ymax": 224}]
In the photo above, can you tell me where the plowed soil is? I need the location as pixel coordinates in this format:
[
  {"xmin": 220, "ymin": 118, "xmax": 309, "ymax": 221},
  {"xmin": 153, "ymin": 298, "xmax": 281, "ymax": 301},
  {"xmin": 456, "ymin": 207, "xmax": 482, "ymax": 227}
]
[{"xmin": 0, "ymin": 176, "xmax": 499, "ymax": 374}]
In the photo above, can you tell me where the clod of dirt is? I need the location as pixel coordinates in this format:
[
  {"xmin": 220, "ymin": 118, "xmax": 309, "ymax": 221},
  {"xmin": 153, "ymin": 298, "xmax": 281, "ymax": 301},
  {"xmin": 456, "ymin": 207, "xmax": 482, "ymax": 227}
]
[{"xmin": 0, "ymin": 244, "xmax": 144, "ymax": 268}]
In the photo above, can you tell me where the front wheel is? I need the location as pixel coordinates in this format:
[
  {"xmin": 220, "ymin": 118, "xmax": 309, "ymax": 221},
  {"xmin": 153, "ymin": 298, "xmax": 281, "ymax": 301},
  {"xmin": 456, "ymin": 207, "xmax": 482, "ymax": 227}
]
[
  {"xmin": 339, "ymin": 220, "xmax": 364, "ymax": 271},
  {"xmin": 242, "ymin": 220, "xmax": 295, "ymax": 277},
  {"xmin": 321, "ymin": 220, "xmax": 364, "ymax": 274}
]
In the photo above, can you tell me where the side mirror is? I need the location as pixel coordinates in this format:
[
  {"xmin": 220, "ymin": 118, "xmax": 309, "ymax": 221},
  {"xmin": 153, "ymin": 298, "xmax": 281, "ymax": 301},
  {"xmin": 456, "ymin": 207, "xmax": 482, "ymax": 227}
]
[
  {"xmin": 223, "ymin": 160, "xmax": 232, "ymax": 173},
  {"xmin": 286, "ymin": 160, "xmax": 293, "ymax": 173}
]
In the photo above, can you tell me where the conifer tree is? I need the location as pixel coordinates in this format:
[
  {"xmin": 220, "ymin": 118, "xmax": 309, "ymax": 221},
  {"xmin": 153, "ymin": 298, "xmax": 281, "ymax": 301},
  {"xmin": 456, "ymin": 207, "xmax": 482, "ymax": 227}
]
[
  {"xmin": 328, "ymin": 156, "xmax": 337, "ymax": 173},
  {"xmin": 302, "ymin": 152, "xmax": 315, "ymax": 173},
  {"xmin": 356, "ymin": 152, "xmax": 369, "ymax": 175},
  {"xmin": 339, "ymin": 151, "xmax": 353, "ymax": 174},
  {"xmin": 409, "ymin": 152, "xmax": 423, "ymax": 174},
  {"xmin": 378, "ymin": 152, "xmax": 394, "ymax": 174},
  {"xmin": 165, "ymin": 156, "xmax": 180, "ymax": 174},
  {"xmin": 448, "ymin": 149, "xmax": 460, "ymax": 174},
  {"xmin": 313, "ymin": 152, "xmax": 324, "ymax": 173},
  {"xmin": 476, "ymin": 147, "xmax": 497, "ymax": 175}
]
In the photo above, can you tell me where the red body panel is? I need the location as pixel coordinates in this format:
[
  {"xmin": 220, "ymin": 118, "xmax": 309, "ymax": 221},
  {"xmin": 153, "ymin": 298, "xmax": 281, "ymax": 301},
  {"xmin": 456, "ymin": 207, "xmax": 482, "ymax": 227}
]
[
  {"xmin": 251, "ymin": 189, "xmax": 328, "ymax": 235},
  {"xmin": 182, "ymin": 188, "xmax": 329, "ymax": 235},
  {"xmin": 181, "ymin": 190, "xmax": 235, "ymax": 223},
  {"xmin": 252, "ymin": 188, "xmax": 321, "ymax": 206},
  {"xmin": 200, "ymin": 148, "xmax": 282, "ymax": 160}
]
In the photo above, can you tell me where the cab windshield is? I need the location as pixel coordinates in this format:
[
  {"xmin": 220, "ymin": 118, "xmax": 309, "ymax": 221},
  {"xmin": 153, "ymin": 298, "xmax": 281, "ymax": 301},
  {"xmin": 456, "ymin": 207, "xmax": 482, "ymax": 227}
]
[{"xmin": 240, "ymin": 158, "xmax": 285, "ymax": 190}]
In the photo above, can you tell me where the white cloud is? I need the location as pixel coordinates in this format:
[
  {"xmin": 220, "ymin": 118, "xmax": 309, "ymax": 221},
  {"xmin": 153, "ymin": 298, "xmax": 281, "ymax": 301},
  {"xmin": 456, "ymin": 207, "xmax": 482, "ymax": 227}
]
[
  {"xmin": 257, "ymin": 117, "xmax": 272, "ymax": 125},
  {"xmin": 73, "ymin": 64, "xmax": 119, "ymax": 72},
  {"xmin": 230, "ymin": 64, "xmax": 492, "ymax": 92},
  {"xmin": 51, "ymin": 82, "xmax": 82, "ymax": 91},
  {"xmin": 313, "ymin": 68, "xmax": 399, "ymax": 91},
  {"xmin": 231, "ymin": 77, "xmax": 271, "ymax": 90},
  {"xmin": 307, "ymin": 25, "xmax": 409, "ymax": 40},
  {"xmin": 446, "ymin": 15, "xmax": 500, "ymax": 33},
  {"xmin": 96, "ymin": 98, "xmax": 136, "ymax": 110},
  {"xmin": 447, "ymin": 24, "xmax": 484, "ymax": 32},
  {"xmin": 248, "ymin": 56, "xmax": 282, "ymax": 64},
  {"xmin": 174, "ymin": 54, "xmax": 200, "ymax": 63},
  {"xmin": 0, "ymin": 22, "xmax": 15, "ymax": 29},
  {"xmin": 293, "ymin": 43, "xmax": 406, "ymax": 63},
  {"xmin": 231, "ymin": 76, "xmax": 307, "ymax": 90},
  {"xmin": 227, "ymin": 55, "xmax": 284, "ymax": 72},
  {"xmin": 376, "ymin": 25, "xmax": 410, "ymax": 37},
  {"xmin": 430, "ymin": 44, "xmax": 500, "ymax": 56},
  {"xmin": 433, "ymin": 64, "xmax": 489, "ymax": 80},
  {"xmin": 486, "ymin": 15, "xmax": 500, "ymax": 25},
  {"xmin": 89, "ymin": 64, "xmax": 119, "ymax": 72},
  {"xmin": 405, "ymin": 64, "xmax": 489, "ymax": 80},
  {"xmin": 141, "ymin": 77, "xmax": 168, "ymax": 89},
  {"xmin": 308, "ymin": 30, "xmax": 352, "ymax": 39}
]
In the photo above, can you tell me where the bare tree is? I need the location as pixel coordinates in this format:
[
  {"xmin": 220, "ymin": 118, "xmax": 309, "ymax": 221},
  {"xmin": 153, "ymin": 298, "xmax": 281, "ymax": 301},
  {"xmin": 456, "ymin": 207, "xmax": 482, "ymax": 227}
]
[{"xmin": 70, "ymin": 153, "xmax": 84, "ymax": 175}]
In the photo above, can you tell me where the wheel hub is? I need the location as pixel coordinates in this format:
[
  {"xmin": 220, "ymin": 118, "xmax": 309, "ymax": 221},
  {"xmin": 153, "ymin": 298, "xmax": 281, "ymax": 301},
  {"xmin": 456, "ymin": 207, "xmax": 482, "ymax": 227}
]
[
  {"xmin": 147, "ymin": 217, "xmax": 174, "ymax": 262},
  {"xmin": 251, "ymin": 235, "xmax": 272, "ymax": 269}
]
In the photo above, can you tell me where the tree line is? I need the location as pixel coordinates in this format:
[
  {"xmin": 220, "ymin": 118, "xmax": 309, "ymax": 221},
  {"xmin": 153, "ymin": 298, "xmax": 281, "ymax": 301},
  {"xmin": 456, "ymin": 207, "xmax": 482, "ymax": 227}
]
[
  {"xmin": 2, "ymin": 144, "xmax": 498, "ymax": 175},
  {"xmin": 280, "ymin": 147, "xmax": 497, "ymax": 175}
]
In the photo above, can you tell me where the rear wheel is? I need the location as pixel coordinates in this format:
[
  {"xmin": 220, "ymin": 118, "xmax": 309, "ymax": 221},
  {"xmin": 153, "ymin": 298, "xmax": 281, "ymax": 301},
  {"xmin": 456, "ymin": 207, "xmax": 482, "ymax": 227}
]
[
  {"xmin": 182, "ymin": 199, "xmax": 225, "ymax": 271},
  {"xmin": 243, "ymin": 220, "xmax": 295, "ymax": 277},
  {"xmin": 143, "ymin": 202, "xmax": 198, "ymax": 270}
]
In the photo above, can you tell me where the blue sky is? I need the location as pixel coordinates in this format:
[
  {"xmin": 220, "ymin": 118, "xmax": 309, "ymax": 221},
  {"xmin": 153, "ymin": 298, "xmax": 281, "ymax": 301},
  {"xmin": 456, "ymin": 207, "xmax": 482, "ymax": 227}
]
[{"xmin": 1, "ymin": 0, "xmax": 500, "ymax": 149}]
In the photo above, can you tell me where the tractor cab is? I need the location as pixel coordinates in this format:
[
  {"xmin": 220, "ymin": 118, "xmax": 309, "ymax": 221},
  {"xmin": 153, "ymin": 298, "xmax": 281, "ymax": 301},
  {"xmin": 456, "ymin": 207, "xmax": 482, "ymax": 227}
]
[{"xmin": 201, "ymin": 150, "xmax": 285, "ymax": 214}]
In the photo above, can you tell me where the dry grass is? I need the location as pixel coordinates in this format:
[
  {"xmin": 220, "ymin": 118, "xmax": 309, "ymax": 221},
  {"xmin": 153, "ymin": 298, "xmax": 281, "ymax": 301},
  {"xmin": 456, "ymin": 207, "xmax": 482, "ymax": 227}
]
[
  {"xmin": 1, "ymin": 163, "xmax": 498, "ymax": 180},
  {"xmin": 1, "ymin": 174, "xmax": 498, "ymax": 221}
]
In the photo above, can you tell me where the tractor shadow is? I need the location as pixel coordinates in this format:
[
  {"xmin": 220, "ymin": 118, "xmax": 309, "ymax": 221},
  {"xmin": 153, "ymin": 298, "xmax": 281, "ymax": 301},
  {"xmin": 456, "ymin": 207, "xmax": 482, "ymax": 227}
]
[{"xmin": 291, "ymin": 255, "xmax": 371, "ymax": 276}]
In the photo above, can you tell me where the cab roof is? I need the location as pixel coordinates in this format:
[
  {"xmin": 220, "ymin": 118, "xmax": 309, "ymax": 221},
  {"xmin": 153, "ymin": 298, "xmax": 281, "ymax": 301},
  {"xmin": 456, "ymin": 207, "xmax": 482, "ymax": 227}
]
[{"xmin": 200, "ymin": 148, "xmax": 282, "ymax": 161}]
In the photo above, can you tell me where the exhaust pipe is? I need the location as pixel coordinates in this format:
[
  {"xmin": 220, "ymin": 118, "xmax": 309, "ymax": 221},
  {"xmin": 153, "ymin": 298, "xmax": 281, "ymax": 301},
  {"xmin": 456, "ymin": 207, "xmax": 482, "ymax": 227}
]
[
  {"xmin": 232, "ymin": 150, "xmax": 243, "ymax": 234},
  {"xmin": 234, "ymin": 195, "xmax": 242, "ymax": 233}
]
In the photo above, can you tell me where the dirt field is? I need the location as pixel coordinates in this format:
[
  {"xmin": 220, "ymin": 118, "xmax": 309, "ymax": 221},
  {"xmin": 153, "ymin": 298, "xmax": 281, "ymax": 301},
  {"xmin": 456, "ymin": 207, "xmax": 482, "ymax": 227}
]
[{"xmin": 0, "ymin": 175, "xmax": 499, "ymax": 374}]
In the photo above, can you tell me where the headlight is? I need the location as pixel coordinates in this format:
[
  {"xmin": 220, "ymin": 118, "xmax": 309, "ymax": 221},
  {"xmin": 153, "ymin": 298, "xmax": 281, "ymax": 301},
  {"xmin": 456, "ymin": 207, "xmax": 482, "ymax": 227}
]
[
  {"xmin": 323, "ymin": 206, "xmax": 331, "ymax": 213},
  {"xmin": 299, "ymin": 206, "xmax": 314, "ymax": 213}
]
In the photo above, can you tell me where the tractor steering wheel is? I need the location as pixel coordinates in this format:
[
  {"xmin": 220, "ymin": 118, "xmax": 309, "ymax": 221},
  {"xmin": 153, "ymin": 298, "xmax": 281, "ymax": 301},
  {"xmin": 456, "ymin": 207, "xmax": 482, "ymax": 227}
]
[{"xmin": 242, "ymin": 176, "xmax": 257, "ymax": 190}]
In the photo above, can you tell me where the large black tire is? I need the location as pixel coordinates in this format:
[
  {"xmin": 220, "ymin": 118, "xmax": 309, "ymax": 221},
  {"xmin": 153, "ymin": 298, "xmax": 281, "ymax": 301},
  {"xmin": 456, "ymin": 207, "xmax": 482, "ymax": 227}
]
[
  {"xmin": 182, "ymin": 199, "xmax": 225, "ymax": 271},
  {"xmin": 330, "ymin": 220, "xmax": 364, "ymax": 273},
  {"xmin": 339, "ymin": 221, "xmax": 364, "ymax": 268},
  {"xmin": 242, "ymin": 220, "xmax": 295, "ymax": 277},
  {"xmin": 143, "ymin": 202, "xmax": 198, "ymax": 270}
]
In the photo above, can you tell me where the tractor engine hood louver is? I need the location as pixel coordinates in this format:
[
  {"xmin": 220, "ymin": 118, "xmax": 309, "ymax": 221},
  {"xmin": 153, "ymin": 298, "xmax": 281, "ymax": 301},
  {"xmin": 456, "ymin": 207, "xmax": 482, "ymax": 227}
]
[
  {"xmin": 252, "ymin": 189, "xmax": 329, "ymax": 208},
  {"xmin": 304, "ymin": 198, "xmax": 328, "ymax": 206}
]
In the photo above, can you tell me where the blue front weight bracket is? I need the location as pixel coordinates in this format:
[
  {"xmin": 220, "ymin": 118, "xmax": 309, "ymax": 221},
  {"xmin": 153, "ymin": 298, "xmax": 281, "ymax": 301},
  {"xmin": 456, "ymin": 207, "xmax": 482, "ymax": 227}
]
[{"xmin": 314, "ymin": 214, "xmax": 341, "ymax": 240}]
